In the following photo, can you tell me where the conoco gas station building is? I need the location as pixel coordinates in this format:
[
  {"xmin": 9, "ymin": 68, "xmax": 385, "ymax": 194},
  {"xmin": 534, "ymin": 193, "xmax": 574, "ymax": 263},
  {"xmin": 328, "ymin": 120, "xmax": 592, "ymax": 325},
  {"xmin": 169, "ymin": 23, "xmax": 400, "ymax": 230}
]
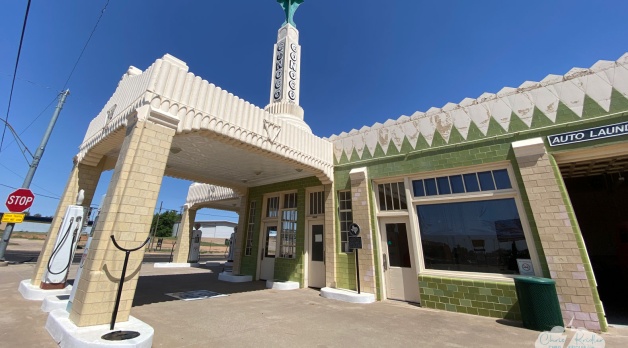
[{"xmin": 24, "ymin": 1, "xmax": 628, "ymax": 338}]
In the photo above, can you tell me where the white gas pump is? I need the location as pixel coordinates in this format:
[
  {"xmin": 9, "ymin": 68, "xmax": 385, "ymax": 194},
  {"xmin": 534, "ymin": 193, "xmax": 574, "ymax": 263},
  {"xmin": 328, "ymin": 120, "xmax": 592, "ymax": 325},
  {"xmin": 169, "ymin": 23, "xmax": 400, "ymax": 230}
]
[
  {"xmin": 188, "ymin": 223, "xmax": 202, "ymax": 263},
  {"xmin": 67, "ymin": 194, "xmax": 105, "ymax": 311},
  {"xmin": 40, "ymin": 190, "xmax": 85, "ymax": 290},
  {"xmin": 226, "ymin": 228, "xmax": 236, "ymax": 262}
]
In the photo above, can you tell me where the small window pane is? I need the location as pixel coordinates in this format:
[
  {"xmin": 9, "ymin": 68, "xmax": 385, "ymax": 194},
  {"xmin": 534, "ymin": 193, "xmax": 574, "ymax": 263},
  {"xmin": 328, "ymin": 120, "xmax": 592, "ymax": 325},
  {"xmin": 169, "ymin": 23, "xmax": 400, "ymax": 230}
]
[
  {"xmin": 436, "ymin": 177, "xmax": 451, "ymax": 195},
  {"xmin": 391, "ymin": 183, "xmax": 400, "ymax": 210},
  {"xmin": 425, "ymin": 178, "xmax": 438, "ymax": 196},
  {"xmin": 463, "ymin": 173, "xmax": 480, "ymax": 192},
  {"xmin": 384, "ymin": 184, "xmax": 394, "ymax": 210},
  {"xmin": 493, "ymin": 169, "xmax": 512, "ymax": 190},
  {"xmin": 399, "ymin": 182, "xmax": 407, "ymax": 209},
  {"xmin": 378, "ymin": 184, "xmax": 386, "ymax": 210},
  {"xmin": 450, "ymin": 175, "xmax": 465, "ymax": 193},
  {"xmin": 478, "ymin": 171, "xmax": 495, "ymax": 191},
  {"xmin": 413, "ymin": 180, "xmax": 425, "ymax": 197}
]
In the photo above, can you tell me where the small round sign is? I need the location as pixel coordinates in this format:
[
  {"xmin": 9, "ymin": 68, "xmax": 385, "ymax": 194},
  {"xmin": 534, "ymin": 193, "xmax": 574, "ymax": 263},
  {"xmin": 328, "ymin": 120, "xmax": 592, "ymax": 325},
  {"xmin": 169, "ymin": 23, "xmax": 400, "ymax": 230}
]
[{"xmin": 349, "ymin": 223, "xmax": 360, "ymax": 236}]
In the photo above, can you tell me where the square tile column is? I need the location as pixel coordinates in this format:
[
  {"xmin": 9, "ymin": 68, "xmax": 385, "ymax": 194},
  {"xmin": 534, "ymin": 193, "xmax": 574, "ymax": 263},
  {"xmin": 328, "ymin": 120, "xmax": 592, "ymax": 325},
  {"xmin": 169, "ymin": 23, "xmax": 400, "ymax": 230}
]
[
  {"xmin": 31, "ymin": 160, "xmax": 104, "ymax": 285},
  {"xmin": 172, "ymin": 205, "xmax": 196, "ymax": 263},
  {"xmin": 348, "ymin": 168, "xmax": 376, "ymax": 295},
  {"xmin": 232, "ymin": 193, "xmax": 248, "ymax": 274},
  {"xmin": 323, "ymin": 184, "xmax": 337, "ymax": 287},
  {"xmin": 512, "ymin": 138, "xmax": 606, "ymax": 332},
  {"xmin": 69, "ymin": 106, "xmax": 178, "ymax": 327}
]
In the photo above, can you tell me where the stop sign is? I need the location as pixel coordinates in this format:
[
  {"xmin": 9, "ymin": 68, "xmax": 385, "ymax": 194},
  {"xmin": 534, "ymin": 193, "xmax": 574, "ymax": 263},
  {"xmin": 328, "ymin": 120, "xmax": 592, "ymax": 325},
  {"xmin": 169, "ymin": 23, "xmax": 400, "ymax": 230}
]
[{"xmin": 5, "ymin": 188, "xmax": 35, "ymax": 212}]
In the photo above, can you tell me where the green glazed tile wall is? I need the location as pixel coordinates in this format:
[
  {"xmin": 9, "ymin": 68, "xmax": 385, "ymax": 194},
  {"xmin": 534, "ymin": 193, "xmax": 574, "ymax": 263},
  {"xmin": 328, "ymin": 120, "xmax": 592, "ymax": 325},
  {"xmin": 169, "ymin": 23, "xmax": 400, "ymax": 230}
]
[
  {"xmin": 334, "ymin": 90, "xmax": 628, "ymax": 165},
  {"xmin": 239, "ymin": 176, "xmax": 322, "ymax": 287},
  {"xmin": 333, "ymin": 141, "xmax": 550, "ymax": 292},
  {"xmin": 419, "ymin": 275, "xmax": 521, "ymax": 320}
]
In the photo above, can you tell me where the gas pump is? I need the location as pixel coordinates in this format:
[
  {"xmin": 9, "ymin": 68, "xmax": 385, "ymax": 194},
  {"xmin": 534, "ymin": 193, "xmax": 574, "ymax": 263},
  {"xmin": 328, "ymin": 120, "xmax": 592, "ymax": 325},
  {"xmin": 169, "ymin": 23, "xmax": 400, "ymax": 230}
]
[
  {"xmin": 40, "ymin": 190, "xmax": 85, "ymax": 290},
  {"xmin": 226, "ymin": 227, "xmax": 237, "ymax": 262},
  {"xmin": 67, "ymin": 194, "xmax": 105, "ymax": 311},
  {"xmin": 188, "ymin": 223, "xmax": 202, "ymax": 263}
]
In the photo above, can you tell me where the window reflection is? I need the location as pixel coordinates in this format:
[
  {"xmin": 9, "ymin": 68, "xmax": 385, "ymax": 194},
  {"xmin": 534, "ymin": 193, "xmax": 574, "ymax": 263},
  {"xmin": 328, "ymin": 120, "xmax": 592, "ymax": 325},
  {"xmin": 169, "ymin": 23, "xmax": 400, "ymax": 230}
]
[{"xmin": 417, "ymin": 198, "xmax": 529, "ymax": 275}]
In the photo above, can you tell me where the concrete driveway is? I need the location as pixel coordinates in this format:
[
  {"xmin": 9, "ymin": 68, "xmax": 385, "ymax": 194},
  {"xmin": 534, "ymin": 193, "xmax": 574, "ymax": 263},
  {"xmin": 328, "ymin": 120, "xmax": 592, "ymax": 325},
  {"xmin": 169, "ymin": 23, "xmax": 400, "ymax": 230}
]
[{"xmin": 1, "ymin": 257, "xmax": 627, "ymax": 347}]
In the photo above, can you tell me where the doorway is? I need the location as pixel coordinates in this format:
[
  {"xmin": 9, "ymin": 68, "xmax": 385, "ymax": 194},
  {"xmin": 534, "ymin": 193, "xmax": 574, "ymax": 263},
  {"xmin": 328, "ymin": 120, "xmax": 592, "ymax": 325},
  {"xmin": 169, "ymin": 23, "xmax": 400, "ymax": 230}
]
[
  {"xmin": 379, "ymin": 218, "xmax": 420, "ymax": 303},
  {"xmin": 560, "ymin": 154, "xmax": 628, "ymax": 325},
  {"xmin": 307, "ymin": 222, "xmax": 325, "ymax": 288},
  {"xmin": 259, "ymin": 224, "xmax": 277, "ymax": 280}
]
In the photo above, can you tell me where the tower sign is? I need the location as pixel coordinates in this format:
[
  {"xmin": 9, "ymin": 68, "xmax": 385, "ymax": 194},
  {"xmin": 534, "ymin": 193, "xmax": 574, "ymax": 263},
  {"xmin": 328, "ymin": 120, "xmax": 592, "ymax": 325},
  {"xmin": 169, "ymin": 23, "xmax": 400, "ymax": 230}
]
[{"xmin": 265, "ymin": 0, "xmax": 311, "ymax": 132}]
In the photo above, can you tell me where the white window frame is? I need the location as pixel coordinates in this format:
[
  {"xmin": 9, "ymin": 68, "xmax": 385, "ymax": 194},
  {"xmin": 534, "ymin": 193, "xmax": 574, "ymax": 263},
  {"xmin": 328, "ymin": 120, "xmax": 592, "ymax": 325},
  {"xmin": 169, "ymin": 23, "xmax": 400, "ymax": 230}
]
[
  {"xmin": 375, "ymin": 180, "xmax": 409, "ymax": 213},
  {"xmin": 306, "ymin": 186, "xmax": 325, "ymax": 218},
  {"xmin": 409, "ymin": 163, "xmax": 542, "ymax": 282},
  {"xmin": 337, "ymin": 190, "xmax": 353, "ymax": 253},
  {"xmin": 260, "ymin": 191, "xmax": 298, "ymax": 259}
]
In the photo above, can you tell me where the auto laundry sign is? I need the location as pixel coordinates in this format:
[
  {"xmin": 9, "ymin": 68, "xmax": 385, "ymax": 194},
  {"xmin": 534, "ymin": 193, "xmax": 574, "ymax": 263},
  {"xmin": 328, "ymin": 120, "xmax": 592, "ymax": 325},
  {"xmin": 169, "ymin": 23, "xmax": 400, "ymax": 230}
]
[{"xmin": 548, "ymin": 121, "xmax": 628, "ymax": 146}]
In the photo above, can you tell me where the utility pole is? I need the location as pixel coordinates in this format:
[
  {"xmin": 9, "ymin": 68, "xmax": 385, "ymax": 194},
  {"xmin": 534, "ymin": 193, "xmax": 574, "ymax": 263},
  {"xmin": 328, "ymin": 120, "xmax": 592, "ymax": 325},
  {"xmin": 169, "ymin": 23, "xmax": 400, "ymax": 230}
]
[{"xmin": 0, "ymin": 90, "xmax": 70, "ymax": 263}]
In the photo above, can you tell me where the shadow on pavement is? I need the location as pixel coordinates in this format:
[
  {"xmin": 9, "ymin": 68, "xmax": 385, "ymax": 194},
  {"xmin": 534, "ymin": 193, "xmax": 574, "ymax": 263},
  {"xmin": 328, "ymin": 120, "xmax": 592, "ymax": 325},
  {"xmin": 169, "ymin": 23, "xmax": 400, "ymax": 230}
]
[{"xmin": 132, "ymin": 262, "xmax": 267, "ymax": 307}]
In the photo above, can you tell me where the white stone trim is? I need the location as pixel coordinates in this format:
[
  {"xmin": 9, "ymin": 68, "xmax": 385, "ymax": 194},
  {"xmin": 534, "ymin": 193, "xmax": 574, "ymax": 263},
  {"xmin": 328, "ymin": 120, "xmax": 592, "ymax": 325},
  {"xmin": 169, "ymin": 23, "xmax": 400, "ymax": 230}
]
[
  {"xmin": 320, "ymin": 287, "xmax": 375, "ymax": 304},
  {"xmin": 77, "ymin": 54, "xmax": 334, "ymax": 184},
  {"xmin": 329, "ymin": 52, "xmax": 628, "ymax": 163},
  {"xmin": 512, "ymin": 137, "xmax": 546, "ymax": 158},
  {"xmin": 46, "ymin": 309, "xmax": 153, "ymax": 348},
  {"xmin": 186, "ymin": 183, "xmax": 240, "ymax": 207},
  {"xmin": 18, "ymin": 279, "xmax": 72, "ymax": 301}
]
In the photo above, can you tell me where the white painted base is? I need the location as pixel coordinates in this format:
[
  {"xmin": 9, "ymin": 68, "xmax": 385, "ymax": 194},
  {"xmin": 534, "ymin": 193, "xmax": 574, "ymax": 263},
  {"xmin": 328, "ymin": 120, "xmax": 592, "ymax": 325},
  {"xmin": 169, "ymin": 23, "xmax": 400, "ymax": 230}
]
[
  {"xmin": 320, "ymin": 287, "xmax": 376, "ymax": 304},
  {"xmin": 46, "ymin": 309, "xmax": 153, "ymax": 348},
  {"xmin": 18, "ymin": 279, "xmax": 72, "ymax": 301},
  {"xmin": 218, "ymin": 271, "xmax": 252, "ymax": 282},
  {"xmin": 42, "ymin": 294, "xmax": 70, "ymax": 312},
  {"xmin": 266, "ymin": 280, "xmax": 300, "ymax": 290},
  {"xmin": 153, "ymin": 262, "xmax": 199, "ymax": 268}
]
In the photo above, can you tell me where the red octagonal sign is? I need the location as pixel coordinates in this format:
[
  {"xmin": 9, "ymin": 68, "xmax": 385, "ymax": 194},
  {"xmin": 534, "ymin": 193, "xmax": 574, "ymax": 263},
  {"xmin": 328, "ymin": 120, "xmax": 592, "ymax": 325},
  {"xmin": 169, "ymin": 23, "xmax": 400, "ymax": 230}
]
[{"xmin": 5, "ymin": 188, "xmax": 35, "ymax": 213}]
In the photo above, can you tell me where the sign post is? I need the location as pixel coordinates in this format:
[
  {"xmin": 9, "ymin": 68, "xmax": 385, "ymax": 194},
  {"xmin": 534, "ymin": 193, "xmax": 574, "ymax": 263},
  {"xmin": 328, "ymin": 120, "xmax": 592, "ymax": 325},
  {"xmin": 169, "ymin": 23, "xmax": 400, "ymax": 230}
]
[
  {"xmin": 349, "ymin": 223, "xmax": 362, "ymax": 294},
  {"xmin": 0, "ymin": 90, "xmax": 69, "ymax": 262}
]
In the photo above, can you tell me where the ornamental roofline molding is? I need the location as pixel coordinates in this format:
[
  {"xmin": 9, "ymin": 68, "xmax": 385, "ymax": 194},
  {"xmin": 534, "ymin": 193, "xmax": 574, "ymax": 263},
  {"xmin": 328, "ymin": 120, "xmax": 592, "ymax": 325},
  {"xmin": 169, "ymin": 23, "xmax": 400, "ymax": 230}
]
[
  {"xmin": 327, "ymin": 53, "xmax": 628, "ymax": 163},
  {"xmin": 186, "ymin": 183, "xmax": 240, "ymax": 207},
  {"xmin": 77, "ymin": 54, "xmax": 334, "ymax": 183}
]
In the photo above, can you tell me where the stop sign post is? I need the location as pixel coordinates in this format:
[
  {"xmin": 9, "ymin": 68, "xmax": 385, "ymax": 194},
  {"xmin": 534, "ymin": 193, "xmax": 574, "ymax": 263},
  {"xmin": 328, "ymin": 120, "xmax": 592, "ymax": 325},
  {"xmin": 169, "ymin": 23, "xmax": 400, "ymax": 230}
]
[{"xmin": 5, "ymin": 188, "xmax": 35, "ymax": 213}]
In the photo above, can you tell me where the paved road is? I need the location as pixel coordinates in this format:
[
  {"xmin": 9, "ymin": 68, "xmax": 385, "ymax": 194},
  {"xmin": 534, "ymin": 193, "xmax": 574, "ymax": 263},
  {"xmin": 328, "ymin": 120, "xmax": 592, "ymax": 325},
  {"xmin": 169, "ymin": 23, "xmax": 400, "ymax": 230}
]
[{"xmin": 1, "ymin": 239, "xmax": 628, "ymax": 347}]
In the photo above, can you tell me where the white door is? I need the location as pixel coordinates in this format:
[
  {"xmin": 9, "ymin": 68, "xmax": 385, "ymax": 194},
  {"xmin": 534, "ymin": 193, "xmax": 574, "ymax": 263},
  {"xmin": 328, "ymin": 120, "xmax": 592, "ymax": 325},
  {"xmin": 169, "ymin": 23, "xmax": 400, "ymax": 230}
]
[
  {"xmin": 259, "ymin": 224, "xmax": 277, "ymax": 280},
  {"xmin": 308, "ymin": 222, "xmax": 325, "ymax": 288},
  {"xmin": 380, "ymin": 219, "xmax": 420, "ymax": 303}
]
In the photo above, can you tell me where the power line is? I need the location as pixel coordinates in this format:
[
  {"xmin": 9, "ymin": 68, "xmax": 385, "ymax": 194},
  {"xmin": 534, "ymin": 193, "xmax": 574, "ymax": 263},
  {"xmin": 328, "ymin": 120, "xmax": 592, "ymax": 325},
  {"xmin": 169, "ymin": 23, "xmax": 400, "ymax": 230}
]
[
  {"xmin": 0, "ymin": 118, "xmax": 32, "ymax": 164},
  {"xmin": 0, "ymin": 162, "xmax": 61, "ymax": 198},
  {"xmin": 0, "ymin": 0, "xmax": 32, "ymax": 153},
  {"xmin": 0, "ymin": 183, "xmax": 60, "ymax": 200},
  {"xmin": 0, "ymin": 95, "xmax": 58, "ymax": 153},
  {"xmin": 0, "ymin": 72, "xmax": 54, "ymax": 91},
  {"xmin": 61, "ymin": 0, "xmax": 110, "ymax": 90}
]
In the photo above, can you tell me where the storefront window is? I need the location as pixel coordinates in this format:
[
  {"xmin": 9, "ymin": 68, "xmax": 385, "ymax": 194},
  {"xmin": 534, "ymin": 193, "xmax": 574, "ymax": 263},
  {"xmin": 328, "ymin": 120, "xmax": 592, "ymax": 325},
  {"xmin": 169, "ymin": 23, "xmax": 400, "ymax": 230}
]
[{"xmin": 417, "ymin": 198, "xmax": 529, "ymax": 274}]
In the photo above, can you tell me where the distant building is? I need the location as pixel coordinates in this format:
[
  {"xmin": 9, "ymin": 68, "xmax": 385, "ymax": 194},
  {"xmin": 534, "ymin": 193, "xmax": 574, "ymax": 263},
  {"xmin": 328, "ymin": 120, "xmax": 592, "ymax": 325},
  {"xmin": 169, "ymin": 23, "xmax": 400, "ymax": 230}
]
[{"xmin": 172, "ymin": 220, "xmax": 236, "ymax": 239}]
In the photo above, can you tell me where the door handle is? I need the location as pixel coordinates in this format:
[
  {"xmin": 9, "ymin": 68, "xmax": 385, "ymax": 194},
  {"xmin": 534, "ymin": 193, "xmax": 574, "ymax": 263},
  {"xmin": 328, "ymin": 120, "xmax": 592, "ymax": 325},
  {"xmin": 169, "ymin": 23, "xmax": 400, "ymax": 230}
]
[{"xmin": 383, "ymin": 254, "xmax": 388, "ymax": 271}]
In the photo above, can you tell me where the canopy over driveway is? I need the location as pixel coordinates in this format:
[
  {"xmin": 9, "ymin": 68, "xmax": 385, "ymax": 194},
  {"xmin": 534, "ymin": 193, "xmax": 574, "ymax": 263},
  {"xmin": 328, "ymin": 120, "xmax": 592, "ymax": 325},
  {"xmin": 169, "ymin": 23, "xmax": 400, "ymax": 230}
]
[
  {"xmin": 30, "ymin": 54, "xmax": 333, "ymax": 328},
  {"xmin": 76, "ymin": 54, "xmax": 333, "ymax": 190}
]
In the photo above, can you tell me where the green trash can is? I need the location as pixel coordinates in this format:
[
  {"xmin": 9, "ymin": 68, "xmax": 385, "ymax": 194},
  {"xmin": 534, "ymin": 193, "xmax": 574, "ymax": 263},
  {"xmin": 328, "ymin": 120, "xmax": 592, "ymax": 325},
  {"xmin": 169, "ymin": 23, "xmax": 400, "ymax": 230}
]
[{"xmin": 514, "ymin": 276, "xmax": 564, "ymax": 331}]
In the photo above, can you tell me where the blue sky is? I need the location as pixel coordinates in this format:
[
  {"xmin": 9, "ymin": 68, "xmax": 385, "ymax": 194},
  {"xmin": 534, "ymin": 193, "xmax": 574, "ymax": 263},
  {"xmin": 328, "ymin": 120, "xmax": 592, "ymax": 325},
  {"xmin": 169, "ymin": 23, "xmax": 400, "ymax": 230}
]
[{"xmin": 1, "ymin": 0, "xmax": 627, "ymax": 222}]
